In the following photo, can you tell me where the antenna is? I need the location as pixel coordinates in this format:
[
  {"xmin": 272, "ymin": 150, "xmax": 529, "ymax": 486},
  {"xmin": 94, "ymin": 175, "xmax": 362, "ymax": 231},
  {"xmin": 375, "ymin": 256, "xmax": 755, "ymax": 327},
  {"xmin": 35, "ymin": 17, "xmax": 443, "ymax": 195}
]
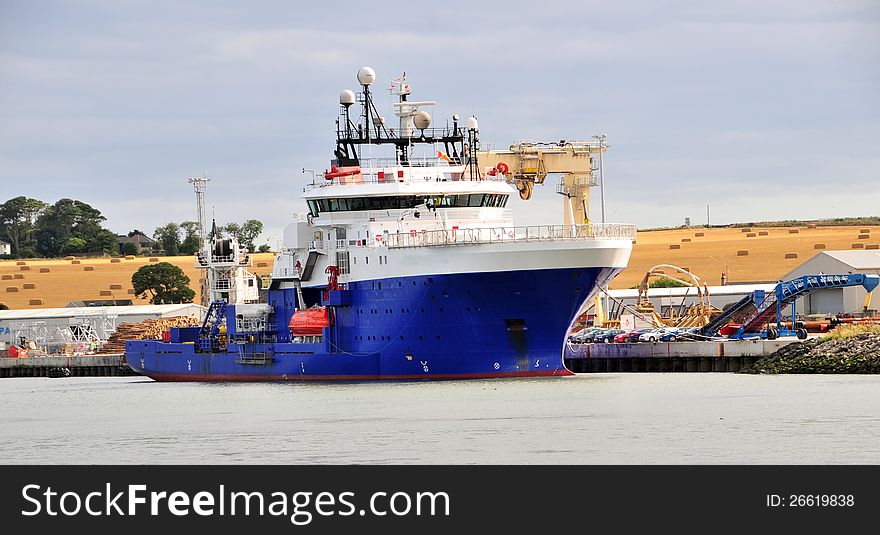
[{"xmin": 187, "ymin": 172, "xmax": 210, "ymax": 251}]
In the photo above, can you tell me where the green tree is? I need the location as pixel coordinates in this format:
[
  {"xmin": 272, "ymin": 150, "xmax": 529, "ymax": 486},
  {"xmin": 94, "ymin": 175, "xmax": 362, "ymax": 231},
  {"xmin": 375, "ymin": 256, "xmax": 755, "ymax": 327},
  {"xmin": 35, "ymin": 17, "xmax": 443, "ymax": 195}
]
[
  {"xmin": 153, "ymin": 223, "xmax": 181, "ymax": 256},
  {"xmin": 221, "ymin": 222, "xmax": 241, "ymax": 242},
  {"xmin": 238, "ymin": 219, "xmax": 263, "ymax": 251},
  {"xmin": 91, "ymin": 228, "xmax": 120, "ymax": 256},
  {"xmin": 35, "ymin": 199, "xmax": 107, "ymax": 257},
  {"xmin": 179, "ymin": 221, "xmax": 200, "ymax": 254},
  {"xmin": 60, "ymin": 237, "xmax": 87, "ymax": 255},
  {"xmin": 131, "ymin": 262, "xmax": 196, "ymax": 304},
  {"xmin": 0, "ymin": 196, "xmax": 47, "ymax": 257},
  {"xmin": 121, "ymin": 242, "xmax": 139, "ymax": 256},
  {"xmin": 257, "ymin": 244, "xmax": 272, "ymax": 253}
]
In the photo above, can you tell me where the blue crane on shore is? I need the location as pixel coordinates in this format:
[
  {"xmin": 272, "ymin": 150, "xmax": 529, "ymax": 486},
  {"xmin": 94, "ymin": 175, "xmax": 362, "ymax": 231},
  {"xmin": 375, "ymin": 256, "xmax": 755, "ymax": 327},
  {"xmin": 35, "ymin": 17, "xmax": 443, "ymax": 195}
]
[{"xmin": 701, "ymin": 273, "xmax": 879, "ymax": 340}]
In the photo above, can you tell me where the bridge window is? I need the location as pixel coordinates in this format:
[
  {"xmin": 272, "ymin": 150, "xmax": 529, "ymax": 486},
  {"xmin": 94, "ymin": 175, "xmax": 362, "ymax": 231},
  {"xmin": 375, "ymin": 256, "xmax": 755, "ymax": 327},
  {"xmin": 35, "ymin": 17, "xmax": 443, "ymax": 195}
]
[{"xmin": 307, "ymin": 194, "xmax": 510, "ymax": 215}]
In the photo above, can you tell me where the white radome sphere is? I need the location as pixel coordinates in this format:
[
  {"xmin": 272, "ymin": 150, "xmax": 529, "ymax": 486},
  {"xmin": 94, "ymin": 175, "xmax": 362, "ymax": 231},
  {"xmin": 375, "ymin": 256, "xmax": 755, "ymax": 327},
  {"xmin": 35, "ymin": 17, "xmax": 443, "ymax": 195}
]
[
  {"xmin": 357, "ymin": 66, "xmax": 376, "ymax": 86},
  {"xmin": 339, "ymin": 89, "xmax": 356, "ymax": 105},
  {"xmin": 466, "ymin": 116, "xmax": 479, "ymax": 130},
  {"xmin": 413, "ymin": 110, "xmax": 432, "ymax": 130}
]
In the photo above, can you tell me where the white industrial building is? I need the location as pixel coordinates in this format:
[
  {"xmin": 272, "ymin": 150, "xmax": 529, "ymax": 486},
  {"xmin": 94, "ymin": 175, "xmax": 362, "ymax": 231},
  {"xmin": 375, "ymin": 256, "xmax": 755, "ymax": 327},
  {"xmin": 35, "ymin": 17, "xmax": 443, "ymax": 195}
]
[
  {"xmin": 0, "ymin": 304, "xmax": 204, "ymax": 353},
  {"xmin": 783, "ymin": 250, "xmax": 880, "ymax": 316}
]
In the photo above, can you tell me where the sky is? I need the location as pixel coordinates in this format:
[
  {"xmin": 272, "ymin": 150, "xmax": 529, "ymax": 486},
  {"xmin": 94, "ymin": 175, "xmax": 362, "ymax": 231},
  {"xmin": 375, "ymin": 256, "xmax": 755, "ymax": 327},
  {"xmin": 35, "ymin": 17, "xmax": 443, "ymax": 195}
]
[{"xmin": 1, "ymin": 0, "xmax": 878, "ymax": 247}]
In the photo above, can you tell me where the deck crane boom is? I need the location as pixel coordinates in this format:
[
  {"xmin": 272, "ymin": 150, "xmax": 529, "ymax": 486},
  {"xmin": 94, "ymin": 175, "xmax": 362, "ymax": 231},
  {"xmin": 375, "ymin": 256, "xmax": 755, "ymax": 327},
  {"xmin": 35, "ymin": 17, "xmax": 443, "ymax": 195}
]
[{"xmin": 476, "ymin": 140, "xmax": 605, "ymax": 225}]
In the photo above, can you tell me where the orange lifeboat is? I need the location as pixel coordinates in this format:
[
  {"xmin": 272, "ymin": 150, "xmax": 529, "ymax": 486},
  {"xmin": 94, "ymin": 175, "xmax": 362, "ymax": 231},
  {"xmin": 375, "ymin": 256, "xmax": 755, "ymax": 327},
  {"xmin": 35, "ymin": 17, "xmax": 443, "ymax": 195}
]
[{"xmin": 288, "ymin": 307, "xmax": 330, "ymax": 336}]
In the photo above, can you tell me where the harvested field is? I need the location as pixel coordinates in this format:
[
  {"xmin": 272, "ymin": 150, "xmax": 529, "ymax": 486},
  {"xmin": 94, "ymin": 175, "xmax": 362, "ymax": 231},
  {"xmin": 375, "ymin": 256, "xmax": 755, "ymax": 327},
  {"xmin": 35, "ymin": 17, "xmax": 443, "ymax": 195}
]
[
  {"xmin": 0, "ymin": 253, "xmax": 274, "ymax": 308},
  {"xmin": 0, "ymin": 224, "xmax": 872, "ymax": 306},
  {"xmin": 610, "ymin": 224, "xmax": 877, "ymax": 288}
]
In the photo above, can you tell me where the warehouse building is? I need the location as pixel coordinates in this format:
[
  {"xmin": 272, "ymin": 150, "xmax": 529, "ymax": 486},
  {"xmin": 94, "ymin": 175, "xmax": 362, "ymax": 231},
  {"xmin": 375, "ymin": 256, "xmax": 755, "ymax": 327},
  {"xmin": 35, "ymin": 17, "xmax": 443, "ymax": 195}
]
[
  {"xmin": 783, "ymin": 250, "xmax": 880, "ymax": 316},
  {"xmin": 0, "ymin": 303, "xmax": 204, "ymax": 353}
]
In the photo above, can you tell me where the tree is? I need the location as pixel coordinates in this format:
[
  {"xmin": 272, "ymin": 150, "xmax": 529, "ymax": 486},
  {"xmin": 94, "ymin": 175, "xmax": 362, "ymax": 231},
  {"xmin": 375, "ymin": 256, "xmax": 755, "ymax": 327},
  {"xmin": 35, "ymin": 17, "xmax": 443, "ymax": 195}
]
[
  {"xmin": 34, "ymin": 198, "xmax": 107, "ymax": 257},
  {"xmin": 257, "ymin": 244, "xmax": 272, "ymax": 253},
  {"xmin": 60, "ymin": 237, "xmax": 87, "ymax": 255},
  {"xmin": 131, "ymin": 262, "xmax": 196, "ymax": 304},
  {"xmin": 221, "ymin": 222, "xmax": 241, "ymax": 242},
  {"xmin": 0, "ymin": 196, "xmax": 47, "ymax": 257},
  {"xmin": 238, "ymin": 219, "xmax": 263, "ymax": 251},
  {"xmin": 220, "ymin": 219, "xmax": 263, "ymax": 251},
  {"xmin": 153, "ymin": 223, "xmax": 181, "ymax": 256},
  {"xmin": 121, "ymin": 242, "xmax": 139, "ymax": 256},
  {"xmin": 179, "ymin": 221, "xmax": 200, "ymax": 255}
]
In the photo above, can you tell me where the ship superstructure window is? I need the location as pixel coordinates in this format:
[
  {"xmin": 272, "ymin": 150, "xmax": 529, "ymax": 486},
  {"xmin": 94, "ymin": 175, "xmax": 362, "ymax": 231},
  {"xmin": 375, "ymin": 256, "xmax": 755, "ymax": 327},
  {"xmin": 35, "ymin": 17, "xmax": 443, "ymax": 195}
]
[{"xmin": 308, "ymin": 194, "xmax": 509, "ymax": 215}]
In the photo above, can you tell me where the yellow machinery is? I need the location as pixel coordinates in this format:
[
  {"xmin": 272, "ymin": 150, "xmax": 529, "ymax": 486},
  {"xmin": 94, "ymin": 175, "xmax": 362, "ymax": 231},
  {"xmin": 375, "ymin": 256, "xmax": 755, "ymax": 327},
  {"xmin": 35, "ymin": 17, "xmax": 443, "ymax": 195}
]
[
  {"xmin": 477, "ymin": 140, "xmax": 604, "ymax": 225},
  {"xmin": 635, "ymin": 264, "xmax": 720, "ymax": 328}
]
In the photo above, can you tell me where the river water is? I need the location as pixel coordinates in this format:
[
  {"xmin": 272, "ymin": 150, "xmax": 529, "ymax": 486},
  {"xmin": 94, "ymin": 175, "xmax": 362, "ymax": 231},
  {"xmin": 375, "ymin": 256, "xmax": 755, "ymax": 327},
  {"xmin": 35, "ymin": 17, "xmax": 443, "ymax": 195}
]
[{"xmin": 1, "ymin": 374, "xmax": 878, "ymax": 464}]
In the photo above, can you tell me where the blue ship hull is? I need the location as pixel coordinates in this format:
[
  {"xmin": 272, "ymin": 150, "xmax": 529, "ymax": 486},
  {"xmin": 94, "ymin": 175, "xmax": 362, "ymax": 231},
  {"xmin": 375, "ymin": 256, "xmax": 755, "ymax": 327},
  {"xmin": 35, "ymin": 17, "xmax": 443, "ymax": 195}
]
[{"xmin": 125, "ymin": 266, "xmax": 618, "ymax": 381}]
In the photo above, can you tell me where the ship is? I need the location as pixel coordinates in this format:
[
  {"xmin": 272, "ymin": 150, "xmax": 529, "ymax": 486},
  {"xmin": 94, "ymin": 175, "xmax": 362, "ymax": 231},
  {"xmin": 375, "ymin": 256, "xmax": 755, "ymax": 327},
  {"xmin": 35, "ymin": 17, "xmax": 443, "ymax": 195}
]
[{"xmin": 124, "ymin": 67, "xmax": 636, "ymax": 381}]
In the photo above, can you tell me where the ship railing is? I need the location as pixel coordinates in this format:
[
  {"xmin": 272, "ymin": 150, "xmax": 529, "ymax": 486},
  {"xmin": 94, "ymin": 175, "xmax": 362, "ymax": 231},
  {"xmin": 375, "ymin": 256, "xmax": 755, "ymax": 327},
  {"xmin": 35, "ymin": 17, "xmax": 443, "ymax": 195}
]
[{"xmin": 383, "ymin": 223, "xmax": 637, "ymax": 249}]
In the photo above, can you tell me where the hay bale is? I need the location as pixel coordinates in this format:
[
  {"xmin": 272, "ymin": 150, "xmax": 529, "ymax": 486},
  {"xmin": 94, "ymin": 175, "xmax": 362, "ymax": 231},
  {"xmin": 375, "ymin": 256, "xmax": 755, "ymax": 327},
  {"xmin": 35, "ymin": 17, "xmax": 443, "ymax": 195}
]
[
  {"xmin": 669, "ymin": 244, "xmax": 681, "ymax": 250},
  {"xmin": 759, "ymin": 231, "xmax": 769, "ymax": 236},
  {"xmin": 746, "ymin": 233, "xmax": 756, "ymax": 237},
  {"xmin": 127, "ymin": 289, "xmax": 136, "ymax": 294},
  {"xmin": 149, "ymin": 257, "xmax": 159, "ymax": 262},
  {"xmin": 110, "ymin": 258, "xmax": 121, "ymax": 263},
  {"xmin": 807, "ymin": 223, "xmax": 817, "ymax": 229},
  {"xmin": 29, "ymin": 299, "xmax": 43, "ymax": 306},
  {"xmin": 16, "ymin": 261, "xmax": 25, "ymax": 266},
  {"xmin": 866, "ymin": 244, "xmax": 879, "ymax": 250},
  {"xmin": 71, "ymin": 260, "xmax": 80, "ymax": 264},
  {"xmin": 860, "ymin": 228, "xmax": 870, "ymax": 233},
  {"xmin": 109, "ymin": 284, "xmax": 123, "ymax": 290},
  {"xmin": 63, "ymin": 256, "xmax": 75, "ymax": 260},
  {"xmin": 124, "ymin": 255, "xmax": 135, "ymax": 260},
  {"xmin": 19, "ymin": 265, "xmax": 29, "ymax": 271},
  {"xmin": 99, "ymin": 290, "xmax": 112, "ymax": 296},
  {"xmin": 814, "ymin": 243, "xmax": 826, "ymax": 249},
  {"xmin": 39, "ymin": 267, "xmax": 50, "ymax": 273},
  {"xmin": 6, "ymin": 287, "xmax": 18, "ymax": 292},
  {"xmin": 737, "ymin": 250, "xmax": 749, "ymax": 256},
  {"xmin": 741, "ymin": 228, "xmax": 752, "ymax": 233},
  {"xmin": 23, "ymin": 283, "xmax": 35, "ymax": 289},
  {"xmin": 858, "ymin": 234, "xmax": 869, "ymax": 239},
  {"xmin": 84, "ymin": 266, "xmax": 95, "ymax": 271},
  {"xmin": 852, "ymin": 243, "xmax": 865, "ymax": 249},
  {"xmin": 256, "ymin": 262, "xmax": 268, "ymax": 267},
  {"xmin": 681, "ymin": 238, "xmax": 691, "ymax": 243},
  {"xmin": 694, "ymin": 232, "xmax": 705, "ymax": 237},
  {"xmin": 13, "ymin": 274, "xmax": 23, "ymax": 279},
  {"xmin": 1, "ymin": 275, "xmax": 10, "ymax": 280},
  {"xmin": 788, "ymin": 229, "xmax": 799, "ymax": 234},
  {"xmin": 784, "ymin": 253, "xmax": 798, "ymax": 259}
]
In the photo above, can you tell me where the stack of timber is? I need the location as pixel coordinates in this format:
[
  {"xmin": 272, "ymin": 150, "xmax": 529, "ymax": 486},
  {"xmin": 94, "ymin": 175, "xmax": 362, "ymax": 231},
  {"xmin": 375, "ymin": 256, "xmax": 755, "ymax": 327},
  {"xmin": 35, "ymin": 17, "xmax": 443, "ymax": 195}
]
[{"xmin": 99, "ymin": 316, "xmax": 201, "ymax": 354}]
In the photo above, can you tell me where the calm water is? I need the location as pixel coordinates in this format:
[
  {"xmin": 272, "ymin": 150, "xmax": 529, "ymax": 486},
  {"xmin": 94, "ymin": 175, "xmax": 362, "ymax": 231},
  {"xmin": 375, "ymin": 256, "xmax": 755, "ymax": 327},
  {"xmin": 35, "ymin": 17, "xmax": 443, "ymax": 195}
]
[{"xmin": 1, "ymin": 374, "xmax": 878, "ymax": 464}]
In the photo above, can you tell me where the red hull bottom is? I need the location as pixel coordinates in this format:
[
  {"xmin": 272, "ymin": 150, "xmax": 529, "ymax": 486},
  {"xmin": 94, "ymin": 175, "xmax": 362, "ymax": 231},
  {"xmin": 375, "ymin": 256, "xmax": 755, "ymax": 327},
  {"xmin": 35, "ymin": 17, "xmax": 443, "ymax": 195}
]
[{"xmin": 139, "ymin": 369, "xmax": 575, "ymax": 382}]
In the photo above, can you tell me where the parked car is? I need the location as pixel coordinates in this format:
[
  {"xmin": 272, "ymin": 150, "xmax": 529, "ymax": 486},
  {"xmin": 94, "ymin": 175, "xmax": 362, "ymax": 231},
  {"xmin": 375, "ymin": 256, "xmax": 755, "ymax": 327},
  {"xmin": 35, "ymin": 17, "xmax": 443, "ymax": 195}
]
[
  {"xmin": 594, "ymin": 329, "xmax": 625, "ymax": 343},
  {"xmin": 639, "ymin": 328, "xmax": 681, "ymax": 343},
  {"xmin": 615, "ymin": 329, "xmax": 652, "ymax": 343},
  {"xmin": 568, "ymin": 327, "xmax": 602, "ymax": 343}
]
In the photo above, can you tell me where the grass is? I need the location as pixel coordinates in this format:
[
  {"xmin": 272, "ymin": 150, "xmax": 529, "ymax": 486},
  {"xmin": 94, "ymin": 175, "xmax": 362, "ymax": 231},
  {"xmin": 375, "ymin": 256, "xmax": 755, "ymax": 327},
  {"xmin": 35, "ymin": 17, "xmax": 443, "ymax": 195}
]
[{"xmin": 821, "ymin": 323, "xmax": 880, "ymax": 342}]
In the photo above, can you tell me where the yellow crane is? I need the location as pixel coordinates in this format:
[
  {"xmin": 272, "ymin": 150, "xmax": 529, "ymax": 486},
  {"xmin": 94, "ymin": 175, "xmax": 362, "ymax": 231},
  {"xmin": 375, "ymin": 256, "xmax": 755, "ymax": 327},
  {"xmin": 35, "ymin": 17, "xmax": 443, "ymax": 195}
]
[{"xmin": 476, "ymin": 139, "xmax": 605, "ymax": 225}]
